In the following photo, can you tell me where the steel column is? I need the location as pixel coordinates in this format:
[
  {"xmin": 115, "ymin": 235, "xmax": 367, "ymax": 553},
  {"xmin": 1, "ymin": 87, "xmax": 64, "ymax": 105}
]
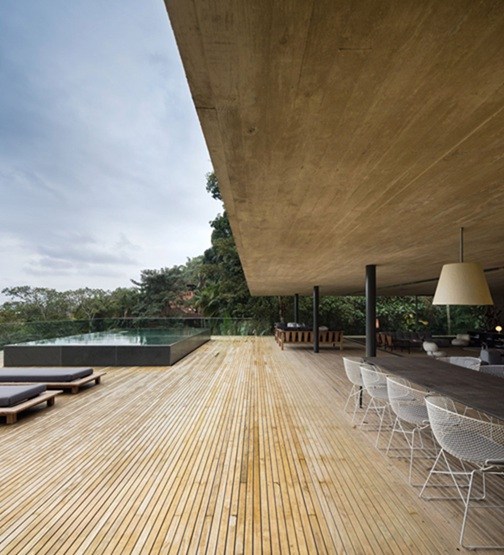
[
  {"xmin": 294, "ymin": 293, "xmax": 300, "ymax": 323},
  {"xmin": 313, "ymin": 286, "xmax": 319, "ymax": 353},
  {"xmin": 366, "ymin": 265, "xmax": 377, "ymax": 357}
]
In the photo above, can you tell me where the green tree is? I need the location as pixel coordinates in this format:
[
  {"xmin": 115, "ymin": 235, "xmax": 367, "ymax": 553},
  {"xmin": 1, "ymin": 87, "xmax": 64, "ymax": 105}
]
[
  {"xmin": 1, "ymin": 286, "xmax": 70, "ymax": 321},
  {"xmin": 294, "ymin": 295, "xmax": 366, "ymax": 334},
  {"xmin": 107, "ymin": 287, "xmax": 141, "ymax": 318},
  {"xmin": 196, "ymin": 172, "xmax": 280, "ymax": 330},
  {"xmin": 205, "ymin": 171, "xmax": 222, "ymax": 201},
  {"xmin": 131, "ymin": 266, "xmax": 189, "ymax": 316},
  {"xmin": 68, "ymin": 288, "xmax": 109, "ymax": 322}
]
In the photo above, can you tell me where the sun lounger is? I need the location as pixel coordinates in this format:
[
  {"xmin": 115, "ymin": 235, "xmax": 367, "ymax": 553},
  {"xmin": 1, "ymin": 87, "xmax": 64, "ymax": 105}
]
[
  {"xmin": 0, "ymin": 384, "xmax": 62, "ymax": 424},
  {"xmin": 0, "ymin": 367, "xmax": 105, "ymax": 394}
]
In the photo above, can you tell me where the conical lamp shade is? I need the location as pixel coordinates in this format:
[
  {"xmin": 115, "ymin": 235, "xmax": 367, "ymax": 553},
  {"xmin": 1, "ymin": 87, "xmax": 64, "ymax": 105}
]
[{"xmin": 432, "ymin": 262, "xmax": 493, "ymax": 305}]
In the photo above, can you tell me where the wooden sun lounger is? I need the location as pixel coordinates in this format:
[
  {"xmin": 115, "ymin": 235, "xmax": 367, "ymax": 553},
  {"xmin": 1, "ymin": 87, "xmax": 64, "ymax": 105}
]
[
  {"xmin": 0, "ymin": 372, "xmax": 106, "ymax": 393},
  {"xmin": 0, "ymin": 369, "xmax": 106, "ymax": 394},
  {"xmin": 0, "ymin": 390, "xmax": 62, "ymax": 424},
  {"xmin": 42, "ymin": 371, "xmax": 106, "ymax": 394}
]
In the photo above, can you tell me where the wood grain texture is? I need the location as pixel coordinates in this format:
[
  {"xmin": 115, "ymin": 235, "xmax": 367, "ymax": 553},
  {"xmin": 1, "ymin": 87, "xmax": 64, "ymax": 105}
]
[
  {"xmin": 165, "ymin": 0, "xmax": 504, "ymax": 296},
  {"xmin": 1, "ymin": 337, "xmax": 502, "ymax": 553}
]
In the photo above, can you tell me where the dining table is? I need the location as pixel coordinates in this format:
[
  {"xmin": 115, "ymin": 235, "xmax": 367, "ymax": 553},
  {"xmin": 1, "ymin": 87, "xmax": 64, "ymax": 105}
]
[{"xmin": 365, "ymin": 356, "xmax": 504, "ymax": 421}]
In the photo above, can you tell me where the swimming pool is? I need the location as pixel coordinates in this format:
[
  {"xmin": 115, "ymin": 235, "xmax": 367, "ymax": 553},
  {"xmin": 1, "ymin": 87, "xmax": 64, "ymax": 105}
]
[{"xmin": 3, "ymin": 328, "xmax": 210, "ymax": 367}]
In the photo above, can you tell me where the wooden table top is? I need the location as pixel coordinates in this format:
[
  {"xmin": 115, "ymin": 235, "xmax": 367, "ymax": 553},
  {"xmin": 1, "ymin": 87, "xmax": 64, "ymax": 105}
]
[{"xmin": 365, "ymin": 356, "xmax": 504, "ymax": 421}]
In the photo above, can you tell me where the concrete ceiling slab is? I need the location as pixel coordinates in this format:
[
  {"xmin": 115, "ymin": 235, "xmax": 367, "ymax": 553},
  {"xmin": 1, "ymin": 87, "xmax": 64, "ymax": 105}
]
[{"xmin": 166, "ymin": 0, "xmax": 504, "ymax": 296}]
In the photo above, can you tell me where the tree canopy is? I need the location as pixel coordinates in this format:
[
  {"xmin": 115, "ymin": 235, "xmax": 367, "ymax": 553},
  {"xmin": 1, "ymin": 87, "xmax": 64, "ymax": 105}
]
[{"xmin": 0, "ymin": 171, "xmax": 493, "ymax": 335}]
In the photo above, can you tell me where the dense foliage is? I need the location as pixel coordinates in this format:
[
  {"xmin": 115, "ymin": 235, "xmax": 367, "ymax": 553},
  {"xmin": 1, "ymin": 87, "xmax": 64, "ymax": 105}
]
[
  {"xmin": 0, "ymin": 286, "xmax": 139, "ymax": 323},
  {"xmin": 192, "ymin": 175, "xmax": 283, "ymax": 332},
  {"xmin": 0, "ymin": 172, "xmax": 494, "ymax": 336}
]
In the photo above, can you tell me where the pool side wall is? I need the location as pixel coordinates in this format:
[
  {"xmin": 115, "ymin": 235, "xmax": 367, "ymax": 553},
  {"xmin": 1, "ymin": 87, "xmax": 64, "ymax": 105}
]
[{"xmin": 3, "ymin": 330, "xmax": 210, "ymax": 367}]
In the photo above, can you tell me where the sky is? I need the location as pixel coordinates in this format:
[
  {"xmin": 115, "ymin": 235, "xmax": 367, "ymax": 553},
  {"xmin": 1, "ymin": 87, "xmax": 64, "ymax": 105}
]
[{"xmin": 0, "ymin": 0, "xmax": 220, "ymax": 298}]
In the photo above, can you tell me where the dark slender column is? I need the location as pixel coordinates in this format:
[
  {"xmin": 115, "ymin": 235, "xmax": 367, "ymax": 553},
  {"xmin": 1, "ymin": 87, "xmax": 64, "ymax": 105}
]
[
  {"xmin": 294, "ymin": 294, "xmax": 300, "ymax": 323},
  {"xmin": 366, "ymin": 265, "xmax": 377, "ymax": 357},
  {"xmin": 313, "ymin": 286, "xmax": 320, "ymax": 353}
]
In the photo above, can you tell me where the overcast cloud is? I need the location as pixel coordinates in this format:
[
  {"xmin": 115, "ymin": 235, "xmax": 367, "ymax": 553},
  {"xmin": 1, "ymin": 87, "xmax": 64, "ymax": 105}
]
[{"xmin": 0, "ymin": 0, "xmax": 219, "ymax": 297}]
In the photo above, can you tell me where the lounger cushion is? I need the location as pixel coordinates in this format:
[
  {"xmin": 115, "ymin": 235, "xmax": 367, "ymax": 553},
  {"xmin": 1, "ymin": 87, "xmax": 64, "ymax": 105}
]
[
  {"xmin": 0, "ymin": 384, "xmax": 46, "ymax": 407},
  {"xmin": 0, "ymin": 367, "xmax": 93, "ymax": 383}
]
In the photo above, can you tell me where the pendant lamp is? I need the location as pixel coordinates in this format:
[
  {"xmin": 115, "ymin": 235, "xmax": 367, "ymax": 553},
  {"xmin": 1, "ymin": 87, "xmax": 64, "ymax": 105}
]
[{"xmin": 432, "ymin": 228, "xmax": 493, "ymax": 306}]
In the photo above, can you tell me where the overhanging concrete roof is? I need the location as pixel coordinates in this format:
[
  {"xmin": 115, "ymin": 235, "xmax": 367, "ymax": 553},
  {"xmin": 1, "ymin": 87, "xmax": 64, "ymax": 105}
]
[{"xmin": 165, "ymin": 0, "xmax": 504, "ymax": 296}]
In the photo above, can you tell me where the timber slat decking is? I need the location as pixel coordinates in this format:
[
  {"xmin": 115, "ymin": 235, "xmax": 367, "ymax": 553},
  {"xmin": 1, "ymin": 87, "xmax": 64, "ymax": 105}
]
[{"xmin": 0, "ymin": 337, "xmax": 502, "ymax": 553}]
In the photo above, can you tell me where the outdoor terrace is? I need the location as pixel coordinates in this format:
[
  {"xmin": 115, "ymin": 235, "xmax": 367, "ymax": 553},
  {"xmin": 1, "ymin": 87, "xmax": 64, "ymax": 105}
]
[{"xmin": 0, "ymin": 337, "xmax": 502, "ymax": 553}]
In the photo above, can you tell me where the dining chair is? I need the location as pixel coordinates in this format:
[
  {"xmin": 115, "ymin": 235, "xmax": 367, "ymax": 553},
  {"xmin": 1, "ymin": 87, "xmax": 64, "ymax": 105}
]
[
  {"xmin": 420, "ymin": 395, "xmax": 504, "ymax": 549},
  {"xmin": 386, "ymin": 376, "xmax": 433, "ymax": 485},
  {"xmin": 360, "ymin": 365, "xmax": 391, "ymax": 448},
  {"xmin": 342, "ymin": 357, "xmax": 364, "ymax": 422},
  {"xmin": 440, "ymin": 356, "xmax": 481, "ymax": 371}
]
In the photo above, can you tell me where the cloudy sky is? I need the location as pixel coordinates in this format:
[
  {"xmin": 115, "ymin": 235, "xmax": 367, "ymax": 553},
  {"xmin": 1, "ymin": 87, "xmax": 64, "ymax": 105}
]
[{"xmin": 0, "ymin": 0, "xmax": 219, "ymax": 297}]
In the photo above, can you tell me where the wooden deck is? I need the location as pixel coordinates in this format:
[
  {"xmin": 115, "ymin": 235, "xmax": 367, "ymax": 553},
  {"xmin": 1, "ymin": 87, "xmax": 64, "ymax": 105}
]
[{"xmin": 0, "ymin": 337, "xmax": 502, "ymax": 554}]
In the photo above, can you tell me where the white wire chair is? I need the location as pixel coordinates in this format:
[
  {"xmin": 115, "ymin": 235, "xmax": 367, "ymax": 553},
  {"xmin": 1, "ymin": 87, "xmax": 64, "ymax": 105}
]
[
  {"xmin": 360, "ymin": 365, "xmax": 391, "ymax": 448},
  {"xmin": 342, "ymin": 357, "xmax": 364, "ymax": 422},
  {"xmin": 420, "ymin": 395, "xmax": 504, "ymax": 549},
  {"xmin": 438, "ymin": 356, "xmax": 481, "ymax": 371},
  {"xmin": 386, "ymin": 376, "xmax": 432, "ymax": 485}
]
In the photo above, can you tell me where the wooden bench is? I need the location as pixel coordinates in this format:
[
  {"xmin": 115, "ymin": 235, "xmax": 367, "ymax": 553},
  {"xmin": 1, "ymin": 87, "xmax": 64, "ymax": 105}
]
[
  {"xmin": 380, "ymin": 333, "xmax": 423, "ymax": 353},
  {"xmin": 276, "ymin": 329, "xmax": 344, "ymax": 350},
  {"xmin": 0, "ymin": 390, "xmax": 62, "ymax": 424}
]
